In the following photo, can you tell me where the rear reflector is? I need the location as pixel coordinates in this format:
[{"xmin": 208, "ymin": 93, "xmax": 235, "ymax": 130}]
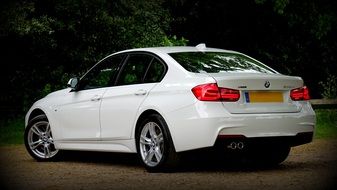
[
  {"xmin": 290, "ymin": 86, "xmax": 310, "ymax": 101},
  {"xmin": 192, "ymin": 83, "xmax": 240, "ymax": 102}
]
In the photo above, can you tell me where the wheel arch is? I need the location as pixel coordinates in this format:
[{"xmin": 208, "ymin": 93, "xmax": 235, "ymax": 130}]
[
  {"xmin": 134, "ymin": 109, "xmax": 176, "ymax": 152},
  {"xmin": 24, "ymin": 109, "xmax": 61, "ymax": 161},
  {"xmin": 26, "ymin": 107, "xmax": 55, "ymax": 130},
  {"xmin": 28, "ymin": 108, "xmax": 46, "ymax": 122}
]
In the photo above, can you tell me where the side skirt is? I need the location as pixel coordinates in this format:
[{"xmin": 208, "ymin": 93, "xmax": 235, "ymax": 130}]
[{"xmin": 55, "ymin": 139, "xmax": 137, "ymax": 153}]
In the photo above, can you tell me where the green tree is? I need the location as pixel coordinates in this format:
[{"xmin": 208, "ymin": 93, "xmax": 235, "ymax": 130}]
[
  {"xmin": 0, "ymin": 0, "xmax": 186, "ymax": 118},
  {"xmin": 168, "ymin": 0, "xmax": 337, "ymax": 98}
]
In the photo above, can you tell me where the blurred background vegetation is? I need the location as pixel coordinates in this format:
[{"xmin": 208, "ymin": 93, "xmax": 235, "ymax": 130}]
[{"xmin": 0, "ymin": 0, "xmax": 336, "ymax": 119}]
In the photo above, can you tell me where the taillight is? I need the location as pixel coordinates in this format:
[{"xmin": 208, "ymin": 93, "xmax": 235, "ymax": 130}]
[
  {"xmin": 192, "ymin": 83, "xmax": 240, "ymax": 102},
  {"xmin": 219, "ymin": 88, "xmax": 240, "ymax": 101},
  {"xmin": 290, "ymin": 86, "xmax": 310, "ymax": 101},
  {"xmin": 192, "ymin": 83, "xmax": 221, "ymax": 101}
]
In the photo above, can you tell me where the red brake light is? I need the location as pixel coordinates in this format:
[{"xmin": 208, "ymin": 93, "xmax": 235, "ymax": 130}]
[
  {"xmin": 192, "ymin": 83, "xmax": 240, "ymax": 102},
  {"xmin": 219, "ymin": 88, "xmax": 240, "ymax": 101},
  {"xmin": 290, "ymin": 86, "xmax": 310, "ymax": 101},
  {"xmin": 192, "ymin": 83, "xmax": 221, "ymax": 101}
]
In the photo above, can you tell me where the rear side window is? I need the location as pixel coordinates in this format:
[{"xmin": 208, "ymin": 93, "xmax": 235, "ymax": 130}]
[
  {"xmin": 117, "ymin": 54, "xmax": 152, "ymax": 85},
  {"xmin": 169, "ymin": 52, "xmax": 276, "ymax": 74},
  {"xmin": 144, "ymin": 59, "xmax": 165, "ymax": 83}
]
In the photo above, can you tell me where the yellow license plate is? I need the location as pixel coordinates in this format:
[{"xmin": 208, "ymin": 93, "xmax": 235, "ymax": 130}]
[{"xmin": 245, "ymin": 91, "xmax": 283, "ymax": 103}]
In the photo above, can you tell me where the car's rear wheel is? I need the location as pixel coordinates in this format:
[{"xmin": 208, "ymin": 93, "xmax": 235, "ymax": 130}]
[
  {"xmin": 136, "ymin": 114, "xmax": 179, "ymax": 172},
  {"xmin": 24, "ymin": 114, "xmax": 60, "ymax": 161}
]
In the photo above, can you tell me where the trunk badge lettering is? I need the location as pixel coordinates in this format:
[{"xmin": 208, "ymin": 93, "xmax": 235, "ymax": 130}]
[
  {"xmin": 283, "ymin": 85, "xmax": 294, "ymax": 89},
  {"xmin": 264, "ymin": 81, "xmax": 270, "ymax": 88}
]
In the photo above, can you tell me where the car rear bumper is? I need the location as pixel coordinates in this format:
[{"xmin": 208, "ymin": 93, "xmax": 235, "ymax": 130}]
[
  {"xmin": 216, "ymin": 132, "xmax": 313, "ymax": 149},
  {"xmin": 165, "ymin": 101, "xmax": 315, "ymax": 152}
]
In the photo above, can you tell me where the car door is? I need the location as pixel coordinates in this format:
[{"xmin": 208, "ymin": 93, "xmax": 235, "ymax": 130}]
[
  {"xmin": 100, "ymin": 53, "xmax": 166, "ymax": 140},
  {"xmin": 54, "ymin": 54, "xmax": 124, "ymax": 141}
]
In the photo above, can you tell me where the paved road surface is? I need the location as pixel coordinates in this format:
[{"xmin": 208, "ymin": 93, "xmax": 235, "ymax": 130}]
[{"xmin": 1, "ymin": 139, "xmax": 336, "ymax": 190}]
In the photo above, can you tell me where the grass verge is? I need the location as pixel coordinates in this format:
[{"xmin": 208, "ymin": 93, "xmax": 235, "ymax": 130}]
[
  {"xmin": 0, "ymin": 118, "xmax": 24, "ymax": 145},
  {"xmin": 0, "ymin": 109, "xmax": 336, "ymax": 145},
  {"xmin": 314, "ymin": 109, "xmax": 337, "ymax": 139}
]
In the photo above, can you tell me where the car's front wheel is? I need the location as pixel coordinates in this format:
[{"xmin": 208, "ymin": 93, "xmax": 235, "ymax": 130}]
[
  {"xmin": 24, "ymin": 114, "xmax": 60, "ymax": 161},
  {"xmin": 136, "ymin": 114, "xmax": 179, "ymax": 172}
]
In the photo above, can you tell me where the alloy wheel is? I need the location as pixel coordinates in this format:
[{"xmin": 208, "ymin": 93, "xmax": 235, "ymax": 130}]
[
  {"xmin": 27, "ymin": 121, "xmax": 58, "ymax": 159},
  {"xmin": 139, "ymin": 122, "xmax": 164, "ymax": 167}
]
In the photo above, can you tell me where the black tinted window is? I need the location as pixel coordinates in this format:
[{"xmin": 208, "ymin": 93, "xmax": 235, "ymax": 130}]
[
  {"xmin": 80, "ymin": 55, "xmax": 124, "ymax": 90},
  {"xmin": 144, "ymin": 59, "xmax": 165, "ymax": 83},
  {"xmin": 169, "ymin": 52, "xmax": 276, "ymax": 74},
  {"xmin": 117, "ymin": 54, "xmax": 152, "ymax": 85}
]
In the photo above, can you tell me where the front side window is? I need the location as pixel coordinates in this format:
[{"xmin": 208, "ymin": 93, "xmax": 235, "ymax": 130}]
[
  {"xmin": 169, "ymin": 52, "xmax": 276, "ymax": 74},
  {"xmin": 80, "ymin": 54, "xmax": 124, "ymax": 90}
]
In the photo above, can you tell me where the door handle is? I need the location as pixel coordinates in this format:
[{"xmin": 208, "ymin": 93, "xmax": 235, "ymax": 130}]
[
  {"xmin": 135, "ymin": 89, "xmax": 147, "ymax": 96},
  {"xmin": 90, "ymin": 95, "xmax": 101, "ymax": 101}
]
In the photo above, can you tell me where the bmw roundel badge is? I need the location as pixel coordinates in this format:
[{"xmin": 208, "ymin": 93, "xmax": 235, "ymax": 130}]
[{"xmin": 264, "ymin": 81, "xmax": 270, "ymax": 88}]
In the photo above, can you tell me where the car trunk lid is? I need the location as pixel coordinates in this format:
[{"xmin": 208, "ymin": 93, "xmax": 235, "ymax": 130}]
[{"xmin": 207, "ymin": 73, "xmax": 304, "ymax": 114}]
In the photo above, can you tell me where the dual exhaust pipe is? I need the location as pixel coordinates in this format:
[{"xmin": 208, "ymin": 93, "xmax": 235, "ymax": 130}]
[{"xmin": 227, "ymin": 141, "xmax": 245, "ymax": 150}]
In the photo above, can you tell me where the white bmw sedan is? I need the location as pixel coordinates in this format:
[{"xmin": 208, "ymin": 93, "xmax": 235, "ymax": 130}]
[{"xmin": 25, "ymin": 44, "xmax": 315, "ymax": 171}]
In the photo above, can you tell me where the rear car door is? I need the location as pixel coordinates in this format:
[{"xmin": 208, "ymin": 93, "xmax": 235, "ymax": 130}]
[{"xmin": 100, "ymin": 53, "xmax": 166, "ymax": 140}]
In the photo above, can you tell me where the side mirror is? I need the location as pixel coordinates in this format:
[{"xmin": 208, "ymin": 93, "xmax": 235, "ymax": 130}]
[{"xmin": 67, "ymin": 77, "xmax": 79, "ymax": 90}]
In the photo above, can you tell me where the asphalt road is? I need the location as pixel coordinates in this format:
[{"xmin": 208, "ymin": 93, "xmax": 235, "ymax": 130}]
[{"xmin": 1, "ymin": 139, "xmax": 336, "ymax": 190}]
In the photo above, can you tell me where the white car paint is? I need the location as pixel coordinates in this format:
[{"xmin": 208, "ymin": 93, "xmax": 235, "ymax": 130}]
[
  {"xmin": 25, "ymin": 46, "xmax": 316, "ymax": 153},
  {"xmin": 100, "ymin": 83, "xmax": 157, "ymax": 140}
]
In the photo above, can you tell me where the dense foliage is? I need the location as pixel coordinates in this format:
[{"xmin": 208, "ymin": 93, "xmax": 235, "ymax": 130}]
[
  {"xmin": 0, "ymin": 0, "xmax": 186, "ymax": 118},
  {"xmin": 0, "ymin": 0, "xmax": 336, "ymax": 118},
  {"xmin": 169, "ymin": 0, "xmax": 337, "ymax": 98}
]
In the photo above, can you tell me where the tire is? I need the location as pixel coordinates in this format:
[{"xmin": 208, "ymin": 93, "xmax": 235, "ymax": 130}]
[
  {"xmin": 136, "ymin": 114, "xmax": 179, "ymax": 172},
  {"xmin": 24, "ymin": 114, "xmax": 61, "ymax": 161},
  {"xmin": 250, "ymin": 145, "xmax": 291, "ymax": 166},
  {"xmin": 268, "ymin": 146, "xmax": 291, "ymax": 165}
]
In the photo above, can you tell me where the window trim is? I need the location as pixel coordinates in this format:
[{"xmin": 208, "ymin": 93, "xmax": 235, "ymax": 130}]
[{"xmin": 142, "ymin": 57, "xmax": 155, "ymax": 82}]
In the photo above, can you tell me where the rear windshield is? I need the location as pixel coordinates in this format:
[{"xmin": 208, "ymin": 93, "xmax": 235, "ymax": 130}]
[{"xmin": 169, "ymin": 52, "xmax": 276, "ymax": 74}]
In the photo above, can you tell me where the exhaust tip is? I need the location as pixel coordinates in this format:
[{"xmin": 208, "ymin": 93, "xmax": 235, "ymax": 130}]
[
  {"xmin": 226, "ymin": 141, "xmax": 245, "ymax": 150},
  {"xmin": 237, "ymin": 142, "xmax": 244, "ymax": 149},
  {"xmin": 227, "ymin": 142, "xmax": 237, "ymax": 149}
]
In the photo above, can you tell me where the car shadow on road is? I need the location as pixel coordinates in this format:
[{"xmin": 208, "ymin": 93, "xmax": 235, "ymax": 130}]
[
  {"xmin": 60, "ymin": 150, "xmax": 141, "ymax": 167},
  {"xmin": 55, "ymin": 149, "xmax": 332, "ymax": 173}
]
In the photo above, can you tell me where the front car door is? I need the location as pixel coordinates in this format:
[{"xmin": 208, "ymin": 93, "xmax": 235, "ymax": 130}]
[{"xmin": 54, "ymin": 54, "xmax": 124, "ymax": 141}]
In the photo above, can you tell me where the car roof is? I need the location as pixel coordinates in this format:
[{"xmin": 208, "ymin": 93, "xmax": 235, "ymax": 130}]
[{"xmin": 116, "ymin": 45, "xmax": 239, "ymax": 55}]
